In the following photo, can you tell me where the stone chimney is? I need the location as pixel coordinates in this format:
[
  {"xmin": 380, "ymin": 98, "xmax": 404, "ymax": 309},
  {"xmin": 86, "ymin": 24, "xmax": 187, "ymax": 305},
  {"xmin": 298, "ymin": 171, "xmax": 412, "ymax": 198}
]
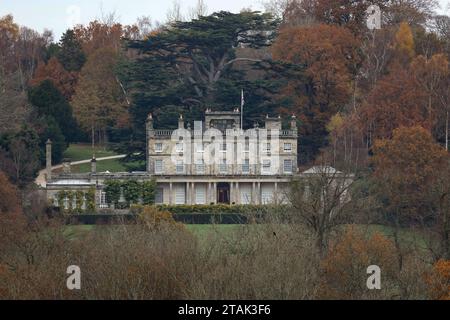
[
  {"xmin": 46, "ymin": 139, "xmax": 52, "ymax": 181},
  {"xmin": 146, "ymin": 113, "xmax": 154, "ymax": 131},
  {"xmin": 178, "ymin": 114, "xmax": 184, "ymax": 129},
  {"xmin": 291, "ymin": 115, "xmax": 298, "ymax": 133},
  {"xmin": 91, "ymin": 158, "xmax": 97, "ymax": 174}
]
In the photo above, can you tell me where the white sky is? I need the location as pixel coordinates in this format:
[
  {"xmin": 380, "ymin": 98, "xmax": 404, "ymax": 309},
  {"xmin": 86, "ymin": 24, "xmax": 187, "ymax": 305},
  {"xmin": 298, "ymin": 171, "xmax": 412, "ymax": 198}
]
[{"xmin": 0, "ymin": 0, "xmax": 449, "ymax": 41}]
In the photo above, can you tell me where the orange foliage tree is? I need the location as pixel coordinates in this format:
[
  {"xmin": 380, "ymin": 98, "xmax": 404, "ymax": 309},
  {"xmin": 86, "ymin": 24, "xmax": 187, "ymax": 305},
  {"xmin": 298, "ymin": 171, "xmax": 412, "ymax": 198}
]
[
  {"xmin": 372, "ymin": 126, "xmax": 448, "ymax": 220},
  {"xmin": 426, "ymin": 259, "xmax": 450, "ymax": 300},
  {"xmin": 30, "ymin": 57, "xmax": 78, "ymax": 100},
  {"xmin": 319, "ymin": 226, "xmax": 398, "ymax": 299},
  {"xmin": 272, "ymin": 23, "xmax": 361, "ymax": 161}
]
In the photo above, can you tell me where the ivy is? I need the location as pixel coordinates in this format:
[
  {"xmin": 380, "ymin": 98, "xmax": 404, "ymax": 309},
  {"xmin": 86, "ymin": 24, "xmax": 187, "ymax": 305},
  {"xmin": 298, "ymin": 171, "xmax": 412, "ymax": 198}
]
[
  {"xmin": 104, "ymin": 180, "xmax": 122, "ymax": 206},
  {"xmin": 142, "ymin": 180, "xmax": 157, "ymax": 205},
  {"xmin": 123, "ymin": 180, "xmax": 141, "ymax": 205},
  {"xmin": 104, "ymin": 179, "xmax": 157, "ymax": 208},
  {"xmin": 55, "ymin": 190, "xmax": 95, "ymax": 214}
]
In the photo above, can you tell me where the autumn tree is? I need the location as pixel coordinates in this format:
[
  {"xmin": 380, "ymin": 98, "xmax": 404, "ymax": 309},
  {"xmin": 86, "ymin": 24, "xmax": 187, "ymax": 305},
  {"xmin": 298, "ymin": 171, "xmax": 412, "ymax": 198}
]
[
  {"xmin": 72, "ymin": 47, "xmax": 129, "ymax": 146},
  {"xmin": 319, "ymin": 226, "xmax": 398, "ymax": 299},
  {"xmin": 411, "ymin": 54, "xmax": 449, "ymax": 139},
  {"xmin": 74, "ymin": 21, "xmax": 126, "ymax": 57},
  {"xmin": 272, "ymin": 24, "xmax": 362, "ymax": 162},
  {"xmin": 372, "ymin": 126, "xmax": 449, "ymax": 266},
  {"xmin": 313, "ymin": 0, "xmax": 389, "ymax": 34},
  {"xmin": 30, "ymin": 57, "xmax": 78, "ymax": 100},
  {"xmin": 426, "ymin": 260, "xmax": 450, "ymax": 299}
]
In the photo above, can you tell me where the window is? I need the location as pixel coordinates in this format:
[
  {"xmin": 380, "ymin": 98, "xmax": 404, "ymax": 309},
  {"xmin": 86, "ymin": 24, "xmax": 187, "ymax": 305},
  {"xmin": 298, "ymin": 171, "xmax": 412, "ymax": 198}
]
[
  {"xmin": 244, "ymin": 138, "xmax": 250, "ymax": 152},
  {"xmin": 220, "ymin": 143, "xmax": 227, "ymax": 152},
  {"xmin": 155, "ymin": 160, "xmax": 164, "ymax": 174},
  {"xmin": 262, "ymin": 160, "xmax": 271, "ymax": 173},
  {"xmin": 155, "ymin": 188, "xmax": 164, "ymax": 204},
  {"xmin": 176, "ymin": 142, "xmax": 184, "ymax": 153},
  {"xmin": 176, "ymin": 160, "xmax": 185, "ymax": 174},
  {"xmin": 196, "ymin": 159, "xmax": 205, "ymax": 174},
  {"xmin": 100, "ymin": 192, "xmax": 108, "ymax": 209},
  {"xmin": 264, "ymin": 143, "xmax": 271, "ymax": 153},
  {"xmin": 219, "ymin": 159, "xmax": 227, "ymax": 173},
  {"xmin": 242, "ymin": 159, "xmax": 250, "ymax": 174},
  {"xmin": 284, "ymin": 143, "xmax": 292, "ymax": 153},
  {"xmin": 284, "ymin": 159, "xmax": 293, "ymax": 174},
  {"xmin": 155, "ymin": 143, "xmax": 163, "ymax": 153}
]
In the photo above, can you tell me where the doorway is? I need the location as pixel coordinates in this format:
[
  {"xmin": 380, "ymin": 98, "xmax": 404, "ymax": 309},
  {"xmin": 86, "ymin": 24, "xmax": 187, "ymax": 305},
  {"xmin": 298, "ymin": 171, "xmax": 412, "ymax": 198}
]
[{"xmin": 217, "ymin": 182, "xmax": 230, "ymax": 204}]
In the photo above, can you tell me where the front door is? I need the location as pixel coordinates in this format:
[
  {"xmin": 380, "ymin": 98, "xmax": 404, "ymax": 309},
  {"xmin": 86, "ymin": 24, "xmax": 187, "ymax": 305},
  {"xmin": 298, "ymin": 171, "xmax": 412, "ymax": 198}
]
[{"xmin": 217, "ymin": 183, "xmax": 230, "ymax": 204}]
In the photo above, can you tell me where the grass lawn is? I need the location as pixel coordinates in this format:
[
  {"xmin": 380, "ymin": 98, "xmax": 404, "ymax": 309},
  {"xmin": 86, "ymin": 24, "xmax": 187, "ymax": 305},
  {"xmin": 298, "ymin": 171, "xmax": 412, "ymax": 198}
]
[
  {"xmin": 63, "ymin": 144, "xmax": 118, "ymax": 162},
  {"xmin": 62, "ymin": 144, "xmax": 145, "ymax": 173},
  {"xmin": 70, "ymin": 159, "xmax": 129, "ymax": 173}
]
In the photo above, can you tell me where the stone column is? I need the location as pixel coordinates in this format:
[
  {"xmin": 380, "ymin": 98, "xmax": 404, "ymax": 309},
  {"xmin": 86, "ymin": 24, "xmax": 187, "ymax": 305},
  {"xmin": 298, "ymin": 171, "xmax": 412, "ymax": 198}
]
[
  {"xmin": 46, "ymin": 139, "xmax": 52, "ymax": 181},
  {"xmin": 252, "ymin": 182, "xmax": 256, "ymax": 205},
  {"xmin": 91, "ymin": 158, "xmax": 97, "ymax": 174},
  {"xmin": 230, "ymin": 182, "xmax": 234, "ymax": 204},
  {"xmin": 191, "ymin": 182, "xmax": 195, "ymax": 205},
  {"xmin": 274, "ymin": 182, "xmax": 278, "ymax": 205},
  {"xmin": 257, "ymin": 182, "xmax": 261, "ymax": 205},
  {"xmin": 213, "ymin": 182, "xmax": 217, "ymax": 204},
  {"xmin": 187, "ymin": 182, "xmax": 190, "ymax": 204},
  {"xmin": 169, "ymin": 182, "xmax": 173, "ymax": 205}
]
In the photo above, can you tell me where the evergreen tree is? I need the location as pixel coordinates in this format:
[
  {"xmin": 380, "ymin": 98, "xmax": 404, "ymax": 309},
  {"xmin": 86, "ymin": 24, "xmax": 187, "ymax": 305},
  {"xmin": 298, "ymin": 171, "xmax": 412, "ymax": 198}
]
[
  {"xmin": 119, "ymin": 11, "xmax": 281, "ymax": 164},
  {"xmin": 57, "ymin": 29, "xmax": 86, "ymax": 72},
  {"xmin": 28, "ymin": 80, "xmax": 79, "ymax": 143}
]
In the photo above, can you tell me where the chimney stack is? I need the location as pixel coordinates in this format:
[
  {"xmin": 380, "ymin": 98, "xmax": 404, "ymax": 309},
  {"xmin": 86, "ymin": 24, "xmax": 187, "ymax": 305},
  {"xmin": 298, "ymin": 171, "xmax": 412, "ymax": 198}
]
[
  {"xmin": 291, "ymin": 115, "xmax": 298, "ymax": 133},
  {"xmin": 91, "ymin": 158, "xmax": 97, "ymax": 174},
  {"xmin": 46, "ymin": 139, "xmax": 52, "ymax": 181},
  {"xmin": 178, "ymin": 114, "xmax": 184, "ymax": 129}
]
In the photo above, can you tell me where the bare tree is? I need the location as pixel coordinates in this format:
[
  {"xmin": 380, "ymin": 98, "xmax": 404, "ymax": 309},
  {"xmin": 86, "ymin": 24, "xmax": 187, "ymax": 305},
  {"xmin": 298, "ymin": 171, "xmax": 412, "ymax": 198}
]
[
  {"xmin": 288, "ymin": 165, "xmax": 357, "ymax": 255},
  {"xmin": 188, "ymin": 0, "xmax": 208, "ymax": 20},
  {"xmin": 166, "ymin": 0, "xmax": 184, "ymax": 24}
]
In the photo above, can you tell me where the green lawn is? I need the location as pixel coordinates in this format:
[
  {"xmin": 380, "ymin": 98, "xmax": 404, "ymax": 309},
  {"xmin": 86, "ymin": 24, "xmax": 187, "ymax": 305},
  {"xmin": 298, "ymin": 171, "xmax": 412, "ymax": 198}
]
[
  {"xmin": 63, "ymin": 144, "xmax": 118, "ymax": 162},
  {"xmin": 62, "ymin": 144, "xmax": 144, "ymax": 173},
  {"xmin": 70, "ymin": 159, "xmax": 128, "ymax": 173}
]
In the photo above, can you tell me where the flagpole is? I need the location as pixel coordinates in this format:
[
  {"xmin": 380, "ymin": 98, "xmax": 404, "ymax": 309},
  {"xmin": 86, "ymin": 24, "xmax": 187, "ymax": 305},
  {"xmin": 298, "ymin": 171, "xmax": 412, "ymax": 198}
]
[{"xmin": 241, "ymin": 89, "xmax": 244, "ymax": 131}]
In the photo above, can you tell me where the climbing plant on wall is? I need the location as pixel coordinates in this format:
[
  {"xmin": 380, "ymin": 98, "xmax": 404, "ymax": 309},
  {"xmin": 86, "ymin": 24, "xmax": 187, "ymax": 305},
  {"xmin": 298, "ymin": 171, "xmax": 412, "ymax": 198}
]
[
  {"xmin": 142, "ymin": 180, "xmax": 157, "ymax": 205},
  {"xmin": 104, "ymin": 179, "xmax": 157, "ymax": 208}
]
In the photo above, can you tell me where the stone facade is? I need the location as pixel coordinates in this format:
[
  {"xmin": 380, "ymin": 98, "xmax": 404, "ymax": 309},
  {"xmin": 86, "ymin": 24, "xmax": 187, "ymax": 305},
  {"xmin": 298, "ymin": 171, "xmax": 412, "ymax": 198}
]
[{"xmin": 146, "ymin": 110, "xmax": 298, "ymax": 205}]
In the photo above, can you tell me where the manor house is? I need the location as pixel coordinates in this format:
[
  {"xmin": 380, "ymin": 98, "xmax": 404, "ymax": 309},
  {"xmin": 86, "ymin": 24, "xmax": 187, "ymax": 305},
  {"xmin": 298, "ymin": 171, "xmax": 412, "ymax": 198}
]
[{"xmin": 45, "ymin": 109, "xmax": 299, "ymax": 209}]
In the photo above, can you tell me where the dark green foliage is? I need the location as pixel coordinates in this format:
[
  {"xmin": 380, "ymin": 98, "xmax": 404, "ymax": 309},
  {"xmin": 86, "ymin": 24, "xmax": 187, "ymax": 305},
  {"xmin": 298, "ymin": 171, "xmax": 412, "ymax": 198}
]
[
  {"xmin": 40, "ymin": 116, "xmax": 66, "ymax": 164},
  {"xmin": 104, "ymin": 179, "xmax": 157, "ymax": 208},
  {"xmin": 118, "ymin": 11, "xmax": 280, "ymax": 160},
  {"xmin": 122, "ymin": 180, "xmax": 141, "ymax": 204},
  {"xmin": 28, "ymin": 80, "xmax": 79, "ymax": 143},
  {"xmin": 0, "ymin": 126, "xmax": 41, "ymax": 186},
  {"xmin": 142, "ymin": 180, "xmax": 157, "ymax": 205},
  {"xmin": 57, "ymin": 29, "xmax": 86, "ymax": 72},
  {"xmin": 104, "ymin": 180, "xmax": 122, "ymax": 206},
  {"xmin": 153, "ymin": 204, "xmax": 289, "ymax": 215}
]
